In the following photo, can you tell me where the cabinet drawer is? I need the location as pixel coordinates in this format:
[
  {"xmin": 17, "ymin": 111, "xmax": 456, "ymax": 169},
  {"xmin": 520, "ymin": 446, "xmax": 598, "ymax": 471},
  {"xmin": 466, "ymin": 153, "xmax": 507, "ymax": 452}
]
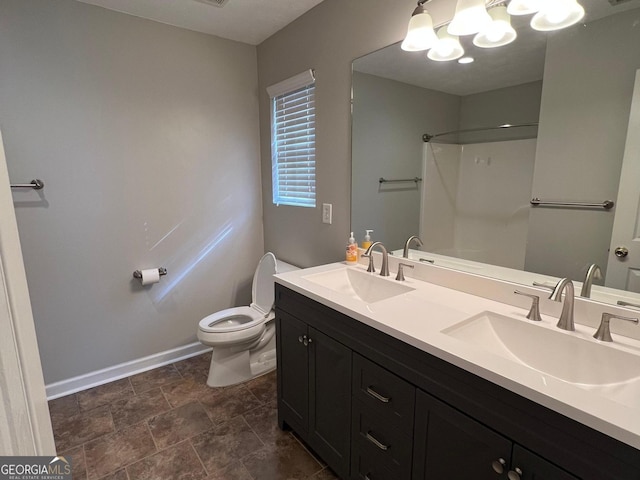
[
  {"xmin": 351, "ymin": 445, "xmax": 402, "ymax": 480},
  {"xmin": 352, "ymin": 399, "xmax": 412, "ymax": 479},
  {"xmin": 352, "ymin": 353, "xmax": 415, "ymax": 429}
]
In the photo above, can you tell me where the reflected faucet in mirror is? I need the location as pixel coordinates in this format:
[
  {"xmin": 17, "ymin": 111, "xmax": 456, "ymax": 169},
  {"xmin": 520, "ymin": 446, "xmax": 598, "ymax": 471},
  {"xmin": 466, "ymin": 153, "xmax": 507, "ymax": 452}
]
[
  {"xmin": 362, "ymin": 242, "xmax": 390, "ymax": 277},
  {"xmin": 351, "ymin": 1, "xmax": 640, "ymax": 309},
  {"xmin": 403, "ymin": 235, "xmax": 423, "ymax": 258},
  {"xmin": 549, "ymin": 278, "xmax": 575, "ymax": 331},
  {"xmin": 580, "ymin": 264, "xmax": 603, "ymax": 298}
]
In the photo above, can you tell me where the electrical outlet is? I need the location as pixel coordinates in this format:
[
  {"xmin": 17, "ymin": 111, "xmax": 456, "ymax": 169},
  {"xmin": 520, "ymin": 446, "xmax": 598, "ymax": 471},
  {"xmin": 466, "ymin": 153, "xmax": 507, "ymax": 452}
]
[{"xmin": 322, "ymin": 203, "xmax": 332, "ymax": 224}]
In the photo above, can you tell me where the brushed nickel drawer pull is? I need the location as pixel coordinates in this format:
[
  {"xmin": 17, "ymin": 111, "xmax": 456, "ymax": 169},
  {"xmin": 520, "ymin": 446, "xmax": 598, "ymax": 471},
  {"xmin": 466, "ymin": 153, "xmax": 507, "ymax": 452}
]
[
  {"xmin": 366, "ymin": 386, "xmax": 390, "ymax": 403},
  {"xmin": 365, "ymin": 431, "xmax": 389, "ymax": 451}
]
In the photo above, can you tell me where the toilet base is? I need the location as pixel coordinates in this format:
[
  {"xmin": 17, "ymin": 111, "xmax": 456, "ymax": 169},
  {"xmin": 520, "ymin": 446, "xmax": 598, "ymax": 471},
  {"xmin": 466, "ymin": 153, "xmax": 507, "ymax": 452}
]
[{"xmin": 205, "ymin": 329, "xmax": 276, "ymax": 387}]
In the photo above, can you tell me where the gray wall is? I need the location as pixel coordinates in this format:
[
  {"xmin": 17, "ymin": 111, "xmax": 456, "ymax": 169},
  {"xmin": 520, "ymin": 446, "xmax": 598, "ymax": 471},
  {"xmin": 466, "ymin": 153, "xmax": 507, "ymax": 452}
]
[
  {"xmin": 459, "ymin": 81, "xmax": 542, "ymax": 144},
  {"xmin": 0, "ymin": 0, "xmax": 264, "ymax": 383},
  {"xmin": 351, "ymin": 72, "xmax": 460, "ymax": 250},
  {"xmin": 257, "ymin": 0, "xmax": 457, "ymax": 267},
  {"xmin": 525, "ymin": 9, "xmax": 640, "ymax": 280}
]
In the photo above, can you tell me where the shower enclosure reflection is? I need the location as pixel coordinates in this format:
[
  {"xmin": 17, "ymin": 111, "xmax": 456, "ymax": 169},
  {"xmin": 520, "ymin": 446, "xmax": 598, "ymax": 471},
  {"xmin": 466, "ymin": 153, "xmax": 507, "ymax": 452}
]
[
  {"xmin": 420, "ymin": 133, "xmax": 536, "ymax": 271},
  {"xmin": 351, "ymin": 0, "xmax": 640, "ymax": 307}
]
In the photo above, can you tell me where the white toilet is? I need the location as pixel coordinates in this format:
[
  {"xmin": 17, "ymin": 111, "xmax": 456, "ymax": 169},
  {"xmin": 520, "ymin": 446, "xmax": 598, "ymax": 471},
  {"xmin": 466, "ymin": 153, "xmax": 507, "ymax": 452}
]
[{"xmin": 197, "ymin": 252, "xmax": 298, "ymax": 387}]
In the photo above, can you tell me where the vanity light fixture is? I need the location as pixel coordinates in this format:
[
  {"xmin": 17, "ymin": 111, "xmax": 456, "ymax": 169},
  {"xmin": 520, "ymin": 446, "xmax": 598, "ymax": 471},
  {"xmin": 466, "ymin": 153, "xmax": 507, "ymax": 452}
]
[
  {"xmin": 458, "ymin": 56, "xmax": 475, "ymax": 64},
  {"xmin": 428, "ymin": 27, "xmax": 465, "ymax": 62},
  {"xmin": 401, "ymin": 0, "xmax": 438, "ymax": 51},
  {"xmin": 401, "ymin": 0, "xmax": 585, "ymax": 62},
  {"xmin": 473, "ymin": 5, "xmax": 517, "ymax": 48},
  {"xmin": 531, "ymin": 0, "xmax": 585, "ymax": 31}
]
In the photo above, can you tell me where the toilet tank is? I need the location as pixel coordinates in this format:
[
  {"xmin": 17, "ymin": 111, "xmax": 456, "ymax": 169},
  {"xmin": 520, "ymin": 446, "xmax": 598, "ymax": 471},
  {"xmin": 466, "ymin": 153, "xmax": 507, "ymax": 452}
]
[{"xmin": 275, "ymin": 258, "xmax": 299, "ymax": 274}]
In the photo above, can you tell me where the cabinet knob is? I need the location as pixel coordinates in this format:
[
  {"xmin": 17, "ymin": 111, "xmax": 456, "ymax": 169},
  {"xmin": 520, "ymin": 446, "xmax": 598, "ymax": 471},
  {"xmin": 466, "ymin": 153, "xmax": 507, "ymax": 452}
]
[
  {"xmin": 492, "ymin": 458, "xmax": 506, "ymax": 474},
  {"xmin": 508, "ymin": 467, "xmax": 523, "ymax": 480}
]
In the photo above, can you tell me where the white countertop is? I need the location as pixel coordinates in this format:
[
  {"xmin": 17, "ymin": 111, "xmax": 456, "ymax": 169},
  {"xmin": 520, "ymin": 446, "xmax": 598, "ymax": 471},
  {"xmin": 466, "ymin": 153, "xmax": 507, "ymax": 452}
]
[{"xmin": 275, "ymin": 261, "xmax": 640, "ymax": 450}]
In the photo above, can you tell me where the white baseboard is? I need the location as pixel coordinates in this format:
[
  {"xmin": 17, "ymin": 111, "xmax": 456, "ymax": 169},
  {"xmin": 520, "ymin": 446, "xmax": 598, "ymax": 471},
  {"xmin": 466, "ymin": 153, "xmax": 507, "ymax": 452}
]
[{"xmin": 45, "ymin": 342, "xmax": 212, "ymax": 400}]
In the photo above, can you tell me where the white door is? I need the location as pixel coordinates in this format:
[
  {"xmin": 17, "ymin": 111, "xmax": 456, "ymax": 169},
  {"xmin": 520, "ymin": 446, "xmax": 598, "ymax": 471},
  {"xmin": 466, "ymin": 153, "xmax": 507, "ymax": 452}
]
[
  {"xmin": 607, "ymin": 70, "xmax": 640, "ymax": 293},
  {"xmin": 0, "ymin": 130, "xmax": 55, "ymax": 455}
]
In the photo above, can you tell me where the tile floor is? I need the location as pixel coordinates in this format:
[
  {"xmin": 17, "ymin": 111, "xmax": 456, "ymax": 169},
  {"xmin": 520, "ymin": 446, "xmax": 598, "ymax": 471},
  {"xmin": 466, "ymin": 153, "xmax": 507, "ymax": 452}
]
[{"xmin": 48, "ymin": 352, "xmax": 338, "ymax": 480}]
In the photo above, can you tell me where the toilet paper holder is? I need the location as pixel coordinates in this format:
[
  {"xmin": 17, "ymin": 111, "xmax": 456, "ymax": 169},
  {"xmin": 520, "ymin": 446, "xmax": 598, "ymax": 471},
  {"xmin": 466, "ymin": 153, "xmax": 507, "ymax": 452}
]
[{"xmin": 133, "ymin": 267, "xmax": 167, "ymax": 280}]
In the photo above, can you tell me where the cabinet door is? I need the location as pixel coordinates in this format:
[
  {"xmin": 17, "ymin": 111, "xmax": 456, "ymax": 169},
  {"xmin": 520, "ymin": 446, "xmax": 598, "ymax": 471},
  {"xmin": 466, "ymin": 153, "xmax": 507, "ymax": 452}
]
[
  {"xmin": 276, "ymin": 311, "xmax": 309, "ymax": 435},
  {"xmin": 413, "ymin": 390, "xmax": 512, "ymax": 480},
  {"xmin": 510, "ymin": 445, "xmax": 579, "ymax": 480},
  {"xmin": 309, "ymin": 326, "xmax": 352, "ymax": 479}
]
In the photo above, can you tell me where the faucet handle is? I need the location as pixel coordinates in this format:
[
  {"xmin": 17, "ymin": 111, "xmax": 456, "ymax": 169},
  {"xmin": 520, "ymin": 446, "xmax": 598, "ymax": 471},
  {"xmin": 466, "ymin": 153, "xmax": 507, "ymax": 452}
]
[
  {"xmin": 514, "ymin": 291, "xmax": 542, "ymax": 322},
  {"xmin": 532, "ymin": 281, "xmax": 554, "ymax": 290},
  {"xmin": 396, "ymin": 263, "xmax": 414, "ymax": 281},
  {"xmin": 361, "ymin": 252, "xmax": 375, "ymax": 273},
  {"xmin": 593, "ymin": 313, "xmax": 639, "ymax": 342}
]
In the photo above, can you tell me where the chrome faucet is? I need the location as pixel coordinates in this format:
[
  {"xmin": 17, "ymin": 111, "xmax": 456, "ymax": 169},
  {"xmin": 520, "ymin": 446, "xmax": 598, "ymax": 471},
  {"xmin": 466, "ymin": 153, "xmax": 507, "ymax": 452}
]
[
  {"xmin": 363, "ymin": 241, "xmax": 390, "ymax": 276},
  {"xmin": 593, "ymin": 312, "xmax": 639, "ymax": 342},
  {"xmin": 403, "ymin": 235, "xmax": 424, "ymax": 258},
  {"xmin": 549, "ymin": 278, "xmax": 575, "ymax": 331},
  {"xmin": 580, "ymin": 264, "xmax": 602, "ymax": 298}
]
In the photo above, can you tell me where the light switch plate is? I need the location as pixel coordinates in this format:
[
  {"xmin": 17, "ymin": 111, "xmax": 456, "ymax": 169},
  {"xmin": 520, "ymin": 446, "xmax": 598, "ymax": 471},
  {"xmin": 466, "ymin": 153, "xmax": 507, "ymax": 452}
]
[{"xmin": 322, "ymin": 203, "xmax": 332, "ymax": 224}]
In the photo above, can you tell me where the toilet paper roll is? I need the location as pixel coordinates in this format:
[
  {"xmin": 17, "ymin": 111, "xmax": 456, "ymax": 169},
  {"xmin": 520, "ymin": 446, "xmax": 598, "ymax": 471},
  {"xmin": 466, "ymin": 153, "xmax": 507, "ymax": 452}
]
[{"xmin": 140, "ymin": 268, "xmax": 160, "ymax": 286}]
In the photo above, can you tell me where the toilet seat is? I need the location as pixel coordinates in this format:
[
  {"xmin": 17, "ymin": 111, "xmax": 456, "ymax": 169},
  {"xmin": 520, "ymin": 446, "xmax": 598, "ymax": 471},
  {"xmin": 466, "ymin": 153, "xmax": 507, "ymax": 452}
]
[{"xmin": 197, "ymin": 253, "xmax": 278, "ymax": 345}]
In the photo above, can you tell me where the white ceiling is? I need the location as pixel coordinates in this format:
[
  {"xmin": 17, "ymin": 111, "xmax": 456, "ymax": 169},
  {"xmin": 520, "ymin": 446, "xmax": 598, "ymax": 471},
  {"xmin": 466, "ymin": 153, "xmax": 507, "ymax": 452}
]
[
  {"xmin": 75, "ymin": 0, "xmax": 327, "ymax": 45},
  {"xmin": 353, "ymin": 0, "xmax": 640, "ymax": 96}
]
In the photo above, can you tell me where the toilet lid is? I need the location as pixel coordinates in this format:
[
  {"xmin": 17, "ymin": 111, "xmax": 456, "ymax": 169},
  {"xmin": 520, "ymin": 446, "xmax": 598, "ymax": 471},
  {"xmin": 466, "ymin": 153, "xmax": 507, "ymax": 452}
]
[{"xmin": 251, "ymin": 252, "xmax": 277, "ymax": 315}]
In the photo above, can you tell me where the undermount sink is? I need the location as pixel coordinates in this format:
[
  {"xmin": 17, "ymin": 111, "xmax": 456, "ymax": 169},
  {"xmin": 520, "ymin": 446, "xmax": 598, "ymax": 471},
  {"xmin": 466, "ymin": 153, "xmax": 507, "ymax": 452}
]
[
  {"xmin": 303, "ymin": 267, "xmax": 415, "ymax": 303},
  {"xmin": 443, "ymin": 311, "xmax": 640, "ymax": 386}
]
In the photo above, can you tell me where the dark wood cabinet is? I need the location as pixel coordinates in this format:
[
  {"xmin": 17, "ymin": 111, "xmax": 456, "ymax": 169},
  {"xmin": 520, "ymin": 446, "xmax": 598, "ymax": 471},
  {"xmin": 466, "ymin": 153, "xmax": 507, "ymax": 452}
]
[
  {"xmin": 351, "ymin": 354, "xmax": 416, "ymax": 480},
  {"xmin": 276, "ymin": 284, "xmax": 640, "ymax": 480},
  {"xmin": 277, "ymin": 310, "xmax": 309, "ymax": 434},
  {"xmin": 276, "ymin": 309, "xmax": 352, "ymax": 478},
  {"xmin": 413, "ymin": 389, "xmax": 512, "ymax": 480},
  {"xmin": 510, "ymin": 445, "xmax": 579, "ymax": 480},
  {"xmin": 413, "ymin": 390, "xmax": 578, "ymax": 480}
]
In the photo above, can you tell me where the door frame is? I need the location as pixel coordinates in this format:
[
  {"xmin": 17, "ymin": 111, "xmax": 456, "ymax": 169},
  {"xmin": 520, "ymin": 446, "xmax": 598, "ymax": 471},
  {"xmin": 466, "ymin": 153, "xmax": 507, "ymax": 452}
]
[{"xmin": 0, "ymin": 130, "xmax": 55, "ymax": 455}]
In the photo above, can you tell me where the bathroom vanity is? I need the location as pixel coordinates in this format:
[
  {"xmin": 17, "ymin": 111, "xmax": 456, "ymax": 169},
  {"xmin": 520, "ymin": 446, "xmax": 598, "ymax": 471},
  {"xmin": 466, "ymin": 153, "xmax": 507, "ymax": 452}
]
[{"xmin": 275, "ymin": 262, "xmax": 640, "ymax": 480}]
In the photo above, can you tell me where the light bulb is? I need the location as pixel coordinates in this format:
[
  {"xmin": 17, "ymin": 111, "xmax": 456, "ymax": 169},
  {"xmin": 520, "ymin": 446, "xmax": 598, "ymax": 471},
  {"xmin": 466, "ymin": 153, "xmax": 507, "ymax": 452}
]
[
  {"xmin": 428, "ymin": 27, "xmax": 465, "ymax": 62},
  {"xmin": 473, "ymin": 6, "xmax": 517, "ymax": 48},
  {"xmin": 401, "ymin": 6, "xmax": 438, "ymax": 51},
  {"xmin": 531, "ymin": 0, "xmax": 584, "ymax": 31},
  {"xmin": 448, "ymin": 0, "xmax": 492, "ymax": 36}
]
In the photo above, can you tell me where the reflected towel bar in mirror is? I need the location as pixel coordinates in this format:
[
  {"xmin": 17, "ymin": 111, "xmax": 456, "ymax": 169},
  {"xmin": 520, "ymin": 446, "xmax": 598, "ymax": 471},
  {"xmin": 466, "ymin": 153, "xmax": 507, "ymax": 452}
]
[
  {"xmin": 530, "ymin": 198, "xmax": 614, "ymax": 210},
  {"xmin": 618, "ymin": 301, "xmax": 640, "ymax": 310},
  {"xmin": 10, "ymin": 179, "xmax": 44, "ymax": 190},
  {"xmin": 379, "ymin": 177, "xmax": 422, "ymax": 184}
]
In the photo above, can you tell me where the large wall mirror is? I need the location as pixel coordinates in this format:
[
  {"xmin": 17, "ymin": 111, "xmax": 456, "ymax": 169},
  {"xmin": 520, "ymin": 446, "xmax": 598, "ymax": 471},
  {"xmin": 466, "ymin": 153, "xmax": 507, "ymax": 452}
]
[{"xmin": 351, "ymin": 0, "xmax": 640, "ymax": 307}]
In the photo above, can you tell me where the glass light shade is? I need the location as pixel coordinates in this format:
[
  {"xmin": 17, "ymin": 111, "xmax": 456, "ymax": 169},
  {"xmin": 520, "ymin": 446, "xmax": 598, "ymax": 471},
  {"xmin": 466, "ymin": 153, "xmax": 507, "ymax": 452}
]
[
  {"xmin": 531, "ymin": 0, "xmax": 585, "ymax": 31},
  {"xmin": 448, "ymin": 0, "xmax": 492, "ymax": 36},
  {"xmin": 506, "ymin": 0, "xmax": 542, "ymax": 16},
  {"xmin": 428, "ymin": 27, "xmax": 465, "ymax": 62},
  {"xmin": 401, "ymin": 7, "xmax": 438, "ymax": 51},
  {"xmin": 473, "ymin": 6, "xmax": 517, "ymax": 48}
]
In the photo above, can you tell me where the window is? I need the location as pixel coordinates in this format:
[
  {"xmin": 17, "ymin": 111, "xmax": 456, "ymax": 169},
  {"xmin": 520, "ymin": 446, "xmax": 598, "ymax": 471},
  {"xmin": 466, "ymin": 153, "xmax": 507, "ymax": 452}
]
[{"xmin": 268, "ymin": 70, "xmax": 316, "ymax": 208}]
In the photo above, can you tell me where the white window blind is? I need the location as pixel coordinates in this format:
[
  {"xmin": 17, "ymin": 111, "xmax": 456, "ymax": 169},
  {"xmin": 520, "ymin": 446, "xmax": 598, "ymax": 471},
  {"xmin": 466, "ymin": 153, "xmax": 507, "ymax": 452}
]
[{"xmin": 269, "ymin": 70, "xmax": 316, "ymax": 208}]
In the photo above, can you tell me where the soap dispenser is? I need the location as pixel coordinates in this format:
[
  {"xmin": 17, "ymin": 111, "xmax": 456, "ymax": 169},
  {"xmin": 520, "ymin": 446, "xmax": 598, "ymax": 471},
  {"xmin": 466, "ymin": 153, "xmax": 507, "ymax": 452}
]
[
  {"xmin": 362, "ymin": 230, "xmax": 373, "ymax": 250},
  {"xmin": 346, "ymin": 232, "xmax": 358, "ymax": 265}
]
